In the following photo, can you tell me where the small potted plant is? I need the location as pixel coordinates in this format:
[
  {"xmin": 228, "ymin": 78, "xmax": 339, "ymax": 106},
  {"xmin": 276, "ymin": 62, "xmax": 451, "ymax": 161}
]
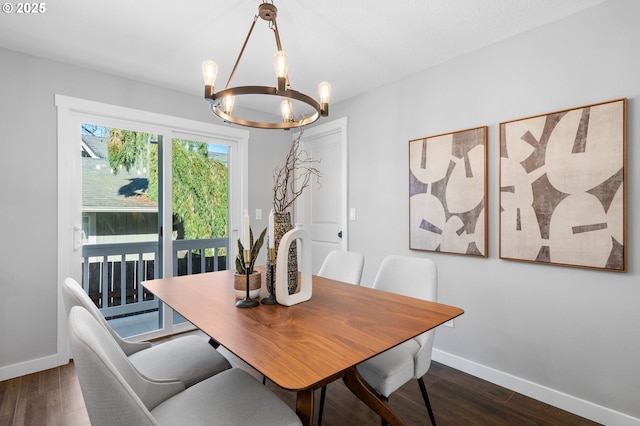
[{"xmin": 234, "ymin": 226, "xmax": 266, "ymax": 299}]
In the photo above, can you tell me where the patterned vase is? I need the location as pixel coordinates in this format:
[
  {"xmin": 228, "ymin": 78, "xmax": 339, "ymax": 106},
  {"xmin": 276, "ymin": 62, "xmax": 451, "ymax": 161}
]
[{"xmin": 265, "ymin": 211, "xmax": 298, "ymax": 296}]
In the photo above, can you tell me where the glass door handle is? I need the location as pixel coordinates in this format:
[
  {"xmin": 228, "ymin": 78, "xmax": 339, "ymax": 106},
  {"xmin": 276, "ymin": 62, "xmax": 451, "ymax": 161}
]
[{"xmin": 73, "ymin": 226, "xmax": 85, "ymax": 252}]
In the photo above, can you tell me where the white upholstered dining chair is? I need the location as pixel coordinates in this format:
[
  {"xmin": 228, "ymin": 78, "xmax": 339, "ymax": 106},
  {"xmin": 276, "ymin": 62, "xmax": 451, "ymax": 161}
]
[
  {"xmin": 68, "ymin": 305, "xmax": 302, "ymax": 426},
  {"xmin": 63, "ymin": 277, "xmax": 231, "ymax": 388},
  {"xmin": 357, "ymin": 255, "xmax": 438, "ymax": 425},
  {"xmin": 317, "ymin": 249, "xmax": 365, "ymax": 285}
]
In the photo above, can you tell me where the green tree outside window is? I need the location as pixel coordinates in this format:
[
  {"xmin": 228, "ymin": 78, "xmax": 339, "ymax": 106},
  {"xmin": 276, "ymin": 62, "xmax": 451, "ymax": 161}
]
[{"xmin": 107, "ymin": 129, "xmax": 228, "ymax": 241}]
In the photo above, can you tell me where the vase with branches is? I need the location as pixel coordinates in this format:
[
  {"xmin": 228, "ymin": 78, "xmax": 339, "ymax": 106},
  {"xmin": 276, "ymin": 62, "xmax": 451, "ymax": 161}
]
[{"xmin": 267, "ymin": 128, "xmax": 322, "ymax": 297}]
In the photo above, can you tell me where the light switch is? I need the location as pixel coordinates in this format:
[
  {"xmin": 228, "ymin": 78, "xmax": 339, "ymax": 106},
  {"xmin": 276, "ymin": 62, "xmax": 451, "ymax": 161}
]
[
  {"xmin": 255, "ymin": 209, "xmax": 262, "ymax": 220},
  {"xmin": 349, "ymin": 208, "xmax": 356, "ymax": 221}
]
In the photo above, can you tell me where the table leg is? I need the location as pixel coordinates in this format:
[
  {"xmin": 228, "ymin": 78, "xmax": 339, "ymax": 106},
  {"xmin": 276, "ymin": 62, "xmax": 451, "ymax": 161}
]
[
  {"xmin": 343, "ymin": 366, "xmax": 404, "ymax": 426},
  {"xmin": 295, "ymin": 388, "xmax": 314, "ymax": 426}
]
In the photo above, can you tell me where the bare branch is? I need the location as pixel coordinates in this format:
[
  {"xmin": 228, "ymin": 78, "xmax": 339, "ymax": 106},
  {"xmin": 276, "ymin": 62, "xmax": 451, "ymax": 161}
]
[{"xmin": 272, "ymin": 128, "xmax": 322, "ymax": 212}]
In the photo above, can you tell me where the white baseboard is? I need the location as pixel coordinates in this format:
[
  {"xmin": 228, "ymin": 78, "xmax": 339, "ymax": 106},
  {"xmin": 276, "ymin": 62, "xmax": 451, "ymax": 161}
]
[
  {"xmin": 0, "ymin": 354, "xmax": 62, "ymax": 382},
  {"xmin": 432, "ymin": 349, "xmax": 639, "ymax": 426}
]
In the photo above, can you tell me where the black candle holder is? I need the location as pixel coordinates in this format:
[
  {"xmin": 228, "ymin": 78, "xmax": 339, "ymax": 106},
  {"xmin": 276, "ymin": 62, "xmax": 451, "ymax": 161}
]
[
  {"xmin": 261, "ymin": 247, "xmax": 278, "ymax": 305},
  {"xmin": 236, "ymin": 250, "xmax": 259, "ymax": 308}
]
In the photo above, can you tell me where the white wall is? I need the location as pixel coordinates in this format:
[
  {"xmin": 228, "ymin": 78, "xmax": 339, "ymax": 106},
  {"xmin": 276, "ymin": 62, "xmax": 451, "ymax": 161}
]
[
  {"xmin": 332, "ymin": 0, "xmax": 639, "ymax": 423},
  {"xmin": 0, "ymin": 47, "xmax": 288, "ymax": 377}
]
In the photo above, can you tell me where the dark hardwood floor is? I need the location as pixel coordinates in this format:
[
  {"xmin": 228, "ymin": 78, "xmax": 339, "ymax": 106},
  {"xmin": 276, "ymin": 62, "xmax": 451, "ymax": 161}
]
[{"xmin": 0, "ymin": 356, "xmax": 600, "ymax": 426}]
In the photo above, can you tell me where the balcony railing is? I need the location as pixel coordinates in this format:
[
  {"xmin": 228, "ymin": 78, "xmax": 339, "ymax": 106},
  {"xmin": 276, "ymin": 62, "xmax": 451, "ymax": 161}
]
[{"xmin": 81, "ymin": 238, "xmax": 228, "ymax": 319}]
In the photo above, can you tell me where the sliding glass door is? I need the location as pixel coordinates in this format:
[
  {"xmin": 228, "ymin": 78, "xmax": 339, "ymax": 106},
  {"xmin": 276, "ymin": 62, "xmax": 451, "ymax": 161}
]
[{"xmin": 57, "ymin": 95, "xmax": 249, "ymax": 349}]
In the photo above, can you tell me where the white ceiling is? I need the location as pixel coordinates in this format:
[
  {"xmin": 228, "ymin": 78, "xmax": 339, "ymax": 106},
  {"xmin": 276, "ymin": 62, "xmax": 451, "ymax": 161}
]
[{"xmin": 0, "ymin": 0, "xmax": 605, "ymax": 111}]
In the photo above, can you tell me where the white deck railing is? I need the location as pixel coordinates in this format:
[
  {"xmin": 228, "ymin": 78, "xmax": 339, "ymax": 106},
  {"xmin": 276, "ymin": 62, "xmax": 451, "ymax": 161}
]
[{"xmin": 82, "ymin": 238, "xmax": 228, "ymax": 318}]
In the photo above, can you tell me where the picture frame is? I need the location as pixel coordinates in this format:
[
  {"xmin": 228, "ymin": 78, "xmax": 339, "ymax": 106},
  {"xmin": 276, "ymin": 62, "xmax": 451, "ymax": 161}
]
[
  {"xmin": 499, "ymin": 98, "xmax": 626, "ymax": 271},
  {"xmin": 409, "ymin": 126, "xmax": 488, "ymax": 256}
]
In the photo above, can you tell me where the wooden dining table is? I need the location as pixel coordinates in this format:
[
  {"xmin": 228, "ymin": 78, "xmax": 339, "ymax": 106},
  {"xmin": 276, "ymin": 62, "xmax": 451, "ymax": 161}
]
[{"xmin": 143, "ymin": 269, "xmax": 463, "ymax": 426}]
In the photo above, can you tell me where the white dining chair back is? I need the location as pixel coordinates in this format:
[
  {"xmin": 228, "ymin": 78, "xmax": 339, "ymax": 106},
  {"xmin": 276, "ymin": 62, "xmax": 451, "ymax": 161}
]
[
  {"xmin": 63, "ymin": 277, "xmax": 231, "ymax": 387},
  {"xmin": 68, "ymin": 306, "xmax": 302, "ymax": 426},
  {"xmin": 317, "ymin": 249, "xmax": 365, "ymax": 285},
  {"xmin": 357, "ymin": 255, "xmax": 439, "ymax": 425},
  {"xmin": 62, "ymin": 277, "xmax": 150, "ymax": 355},
  {"xmin": 370, "ymin": 255, "xmax": 437, "ymax": 351}
]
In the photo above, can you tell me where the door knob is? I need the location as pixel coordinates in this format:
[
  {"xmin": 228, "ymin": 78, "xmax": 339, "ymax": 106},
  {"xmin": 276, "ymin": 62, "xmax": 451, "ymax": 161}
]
[{"xmin": 338, "ymin": 231, "xmax": 342, "ymax": 239}]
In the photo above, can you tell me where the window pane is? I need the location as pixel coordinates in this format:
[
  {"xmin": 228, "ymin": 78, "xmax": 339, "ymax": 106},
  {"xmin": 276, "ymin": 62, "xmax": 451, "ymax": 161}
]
[
  {"xmin": 171, "ymin": 139, "xmax": 229, "ymax": 325},
  {"xmin": 81, "ymin": 124, "xmax": 161, "ymax": 338}
]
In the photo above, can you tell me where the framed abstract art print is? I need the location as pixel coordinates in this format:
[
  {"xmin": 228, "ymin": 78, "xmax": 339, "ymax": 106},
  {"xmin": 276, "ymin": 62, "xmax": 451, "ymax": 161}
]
[
  {"xmin": 409, "ymin": 126, "xmax": 487, "ymax": 256},
  {"xmin": 499, "ymin": 98, "xmax": 626, "ymax": 271}
]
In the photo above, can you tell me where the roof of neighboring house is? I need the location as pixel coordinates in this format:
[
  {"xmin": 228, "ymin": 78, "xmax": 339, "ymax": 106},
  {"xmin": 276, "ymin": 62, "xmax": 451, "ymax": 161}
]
[
  {"xmin": 81, "ymin": 134, "xmax": 156, "ymax": 212},
  {"xmin": 82, "ymin": 134, "xmax": 109, "ymax": 159},
  {"xmin": 82, "ymin": 157, "xmax": 157, "ymax": 213}
]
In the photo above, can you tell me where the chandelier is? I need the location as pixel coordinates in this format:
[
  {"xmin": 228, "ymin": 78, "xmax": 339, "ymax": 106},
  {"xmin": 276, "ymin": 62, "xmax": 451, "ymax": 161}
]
[{"xmin": 202, "ymin": 2, "xmax": 331, "ymax": 130}]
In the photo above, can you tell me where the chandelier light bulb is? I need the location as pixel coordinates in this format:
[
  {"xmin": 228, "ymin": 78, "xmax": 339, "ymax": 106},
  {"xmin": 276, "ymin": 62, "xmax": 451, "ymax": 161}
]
[
  {"xmin": 202, "ymin": 60, "xmax": 218, "ymax": 86},
  {"xmin": 318, "ymin": 82, "xmax": 331, "ymax": 104},
  {"xmin": 318, "ymin": 81, "xmax": 331, "ymax": 116},
  {"xmin": 274, "ymin": 50, "xmax": 288, "ymax": 93},
  {"xmin": 280, "ymin": 99, "xmax": 293, "ymax": 122},
  {"xmin": 202, "ymin": 60, "xmax": 218, "ymax": 98},
  {"xmin": 222, "ymin": 95, "xmax": 235, "ymax": 115},
  {"xmin": 274, "ymin": 51, "xmax": 289, "ymax": 78}
]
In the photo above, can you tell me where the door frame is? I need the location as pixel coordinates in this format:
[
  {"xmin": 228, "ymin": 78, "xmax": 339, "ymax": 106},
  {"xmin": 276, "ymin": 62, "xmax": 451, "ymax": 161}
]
[
  {"xmin": 55, "ymin": 95, "xmax": 249, "ymax": 364},
  {"xmin": 295, "ymin": 117, "xmax": 349, "ymax": 251}
]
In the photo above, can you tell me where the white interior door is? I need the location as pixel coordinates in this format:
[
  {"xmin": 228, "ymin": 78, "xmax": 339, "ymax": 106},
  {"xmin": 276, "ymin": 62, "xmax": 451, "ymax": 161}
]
[{"xmin": 296, "ymin": 117, "xmax": 348, "ymax": 273}]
